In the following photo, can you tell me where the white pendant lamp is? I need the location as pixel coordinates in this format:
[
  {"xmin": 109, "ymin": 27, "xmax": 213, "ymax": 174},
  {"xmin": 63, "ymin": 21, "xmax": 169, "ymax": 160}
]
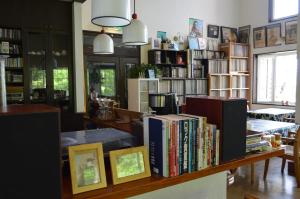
[
  {"xmin": 93, "ymin": 29, "xmax": 114, "ymax": 54},
  {"xmin": 123, "ymin": 0, "xmax": 148, "ymax": 45},
  {"xmin": 91, "ymin": 0, "xmax": 131, "ymax": 27}
]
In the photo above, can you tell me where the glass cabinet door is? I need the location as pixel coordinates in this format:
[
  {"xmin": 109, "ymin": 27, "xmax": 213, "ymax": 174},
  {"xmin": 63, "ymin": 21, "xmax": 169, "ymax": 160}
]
[
  {"xmin": 27, "ymin": 32, "xmax": 47, "ymax": 103},
  {"xmin": 50, "ymin": 32, "xmax": 71, "ymax": 109}
]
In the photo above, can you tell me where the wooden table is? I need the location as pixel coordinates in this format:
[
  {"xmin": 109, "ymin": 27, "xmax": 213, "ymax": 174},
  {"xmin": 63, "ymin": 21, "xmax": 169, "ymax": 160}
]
[{"xmin": 62, "ymin": 148, "xmax": 284, "ymax": 199}]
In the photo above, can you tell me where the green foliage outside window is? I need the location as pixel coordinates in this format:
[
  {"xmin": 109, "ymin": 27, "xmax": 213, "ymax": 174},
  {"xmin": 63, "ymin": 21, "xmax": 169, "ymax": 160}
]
[
  {"xmin": 31, "ymin": 68, "xmax": 46, "ymax": 89},
  {"xmin": 100, "ymin": 69, "xmax": 115, "ymax": 97},
  {"xmin": 53, "ymin": 68, "xmax": 69, "ymax": 92}
]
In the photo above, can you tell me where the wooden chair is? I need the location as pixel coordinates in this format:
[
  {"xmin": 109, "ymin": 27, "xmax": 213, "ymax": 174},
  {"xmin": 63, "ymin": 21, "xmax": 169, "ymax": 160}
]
[{"xmin": 281, "ymin": 129, "xmax": 300, "ymax": 187}]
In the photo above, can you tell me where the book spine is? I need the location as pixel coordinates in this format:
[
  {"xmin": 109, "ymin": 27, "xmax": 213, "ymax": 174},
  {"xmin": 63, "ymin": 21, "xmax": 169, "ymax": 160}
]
[
  {"xmin": 188, "ymin": 119, "xmax": 192, "ymax": 173},
  {"xmin": 149, "ymin": 118, "xmax": 163, "ymax": 176},
  {"xmin": 198, "ymin": 118, "xmax": 203, "ymax": 170},
  {"xmin": 216, "ymin": 129, "xmax": 220, "ymax": 166},
  {"xmin": 192, "ymin": 119, "xmax": 196, "ymax": 172},
  {"xmin": 170, "ymin": 121, "xmax": 176, "ymax": 177},
  {"xmin": 175, "ymin": 121, "xmax": 179, "ymax": 176}
]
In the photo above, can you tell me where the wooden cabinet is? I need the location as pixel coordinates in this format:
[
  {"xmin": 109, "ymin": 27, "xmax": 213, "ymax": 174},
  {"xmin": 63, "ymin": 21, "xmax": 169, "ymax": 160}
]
[{"xmin": 128, "ymin": 78, "xmax": 159, "ymax": 113}]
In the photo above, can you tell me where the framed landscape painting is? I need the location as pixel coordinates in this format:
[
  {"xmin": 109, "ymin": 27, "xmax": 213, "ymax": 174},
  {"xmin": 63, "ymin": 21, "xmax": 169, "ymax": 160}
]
[
  {"xmin": 253, "ymin": 27, "xmax": 266, "ymax": 48},
  {"xmin": 285, "ymin": 20, "xmax": 297, "ymax": 44},
  {"xmin": 266, "ymin": 23, "xmax": 282, "ymax": 47}
]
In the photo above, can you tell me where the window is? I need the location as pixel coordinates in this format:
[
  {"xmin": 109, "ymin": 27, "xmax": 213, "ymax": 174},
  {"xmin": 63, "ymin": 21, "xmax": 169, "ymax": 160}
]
[
  {"xmin": 269, "ymin": 0, "xmax": 298, "ymax": 21},
  {"xmin": 31, "ymin": 68, "xmax": 46, "ymax": 89},
  {"xmin": 255, "ymin": 51, "xmax": 297, "ymax": 106},
  {"xmin": 53, "ymin": 68, "xmax": 69, "ymax": 99}
]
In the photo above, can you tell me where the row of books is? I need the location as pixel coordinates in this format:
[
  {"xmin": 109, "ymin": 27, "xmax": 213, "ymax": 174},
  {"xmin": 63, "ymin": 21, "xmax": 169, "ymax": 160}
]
[
  {"xmin": 230, "ymin": 44, "xmax": 248, "ymax": 57},
  {"xmin": 144, "ymin": 114, "xmax": 220, "ymax": 177},
  {"xmin": 210, "ymin": 76, "xmax": 229, "ymax": 89},
  {"xmin": 192, "ymin": 50, "xmax": 225, "ymax": 60},
  {"xmin": 4, "ymin": 58, "xmax": 23, "ymax": 68},
  {"xmin": 191, "ymin": 60, "xmax": 205, "ymax": 78},
  {"xmin": 231, "ymin": 76, "xmax": 247, "ymax": 88},
  {"xmin": 0, "ymin": 28, "xmax": 21, "ymax": 41},
  {"xmin": 231, "ymin": 89, "xmax": 247, "ymax": 98},
  {"xmin": 185, "ymin": 79, "xmax": 207, "ymax": 95},
  {"xmin": 208, "ymin": 60, "xmax": 228, "ymax": 74},
  {"xmin": 171, "ymin": 67, "xmax": 186, "ymax": 78},
  {"xmin": 159, "ymin": 80, "xmax": 171, "ymax": 93},
  {"xmin": 171, "ymin": 80, "xmax": 184, "ymax": 95},
  {"xmin": 5, "ymin": 72, "xmax": 23, "ymax": 83},
  {"xmin": 230, "ymin": 59, "xmax": 247, "ymax": 72},
  {"xmin": 210, "ymin": 90, "xmax": 229, "ymax": 98}
]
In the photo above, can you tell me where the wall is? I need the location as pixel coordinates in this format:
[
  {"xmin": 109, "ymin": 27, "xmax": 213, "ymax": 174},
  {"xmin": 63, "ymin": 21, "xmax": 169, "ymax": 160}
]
[
  {"xmin": 239, "ymin": 0, "xmax": 298, "ymax": 110},
  {"xmin": 82, "ymin": 0, "xmax": 240, "ymax": 38}
]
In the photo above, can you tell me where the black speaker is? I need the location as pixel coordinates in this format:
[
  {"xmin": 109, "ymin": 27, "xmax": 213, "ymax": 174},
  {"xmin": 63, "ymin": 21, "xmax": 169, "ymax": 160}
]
[
  {"xmin": 185, "ymin": 96, "xmax": 247, "ymax": 163},
  {"xmin": 0, "ymin": 105, "xmax": 61, "ymax": 199}
]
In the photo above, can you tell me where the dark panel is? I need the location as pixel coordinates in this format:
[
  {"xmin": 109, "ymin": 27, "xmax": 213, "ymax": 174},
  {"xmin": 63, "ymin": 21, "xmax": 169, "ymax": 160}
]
[{"xmin": 0, "ymin": 110, "xmax": 61, "ymax": 199}]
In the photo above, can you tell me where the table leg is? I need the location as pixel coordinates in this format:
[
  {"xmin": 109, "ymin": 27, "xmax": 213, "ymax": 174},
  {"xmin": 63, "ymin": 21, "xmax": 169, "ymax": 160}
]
[
  {"xmin": 251, "ymin": 163, "xmax": 255, "ymax": 185},
  {"xmin": 264, "ymin": 159, "xmax": 270, "ymax": 180}
]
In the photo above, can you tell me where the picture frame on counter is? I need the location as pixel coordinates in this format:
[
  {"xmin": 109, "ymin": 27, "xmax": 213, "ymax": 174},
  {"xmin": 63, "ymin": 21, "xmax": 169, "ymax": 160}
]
[
  {"xmin": 266, "ymin": 23, "xmax": 282, "ymax": 47},
  {"xmin": 188, "ymin": 36, "xmax": 200, "ymax": 50},
  {"xmin": 221, "ymin": 26, "xmax": 238, "ymax": 43},
  {"xmin": 68, "ymin": 143, "xmax": 107, "ymax": 194},
  {"xmin": 238, "ymin": 25, "xmax": 251, "ymax": 44},
  {"xmin": 285, "ymin": 20, "xmax": 297, "ymax": 44},
  {"xmin": 149, "ymin": 37, "xmax": 161, "ymax": 49},
  {"xmin": 110, "ymin": 146, "xmax": 151, "ymax": 185},
  {"xmin": 253, "ymin": 26, "xmax": 266, "ymax": 48},
  {"xmin": 207, "ymin": 24, "xmax": 219, "ymax": 38}
]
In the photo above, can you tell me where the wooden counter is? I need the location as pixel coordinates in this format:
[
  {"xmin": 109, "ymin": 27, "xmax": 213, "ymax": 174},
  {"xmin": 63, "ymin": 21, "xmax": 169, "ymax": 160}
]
[{"xmin": 62, "ymin": 148, "xmax": 284, "ymax": 199}]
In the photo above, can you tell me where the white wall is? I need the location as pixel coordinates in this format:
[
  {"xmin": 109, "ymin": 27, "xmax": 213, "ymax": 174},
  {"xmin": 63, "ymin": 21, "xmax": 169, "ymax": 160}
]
[
  {"xmin": 82, "ymin": 0, "xmax": 240, "ymax": 37},
  {"xmin": 240, "ymin": 0, "xmax": 298, "ymax": 110}
]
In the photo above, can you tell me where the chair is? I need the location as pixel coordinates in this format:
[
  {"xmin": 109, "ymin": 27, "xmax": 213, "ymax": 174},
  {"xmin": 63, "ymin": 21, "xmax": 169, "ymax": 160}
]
[{"xmin": 263, "ymin": 128, "xmax": 300, "ymax": 187}]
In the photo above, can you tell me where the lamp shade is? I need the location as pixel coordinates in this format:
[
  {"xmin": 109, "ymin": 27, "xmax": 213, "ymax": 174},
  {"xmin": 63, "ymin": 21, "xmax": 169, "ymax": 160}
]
[
  {"xmin": 91, "ymin": 0, "xmax": 131, "ymax": 27},
  {"xmin": 93, "ymin": 33, "xmax": 114, "ymax": 54},
  {"xmin": 122, "ymin": 18, "xmax": 148, "ymax": 45}
]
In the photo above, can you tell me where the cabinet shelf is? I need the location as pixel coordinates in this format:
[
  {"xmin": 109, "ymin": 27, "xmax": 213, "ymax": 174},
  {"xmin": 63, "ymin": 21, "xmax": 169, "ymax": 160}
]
[
  {"xmin": 230, "ymin": 56, "xmax": 248, "ymax": 59},
  {"xmin": 5, "ymin": 67, "xmax": 23, "ymax": 70}
]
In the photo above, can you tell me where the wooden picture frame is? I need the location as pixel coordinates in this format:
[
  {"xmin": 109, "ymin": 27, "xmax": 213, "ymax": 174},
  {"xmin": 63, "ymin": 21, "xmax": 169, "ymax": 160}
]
[
  {"xmin": 189, "ymin": 18, "xmax": 204, "ymax": 38},
  {"xmin": 266, "ymin": 23, "xmax": 282, "ymax": 47},
  {"xmin": 110, "ymin": 146, "xmax": 151, "ymax": 185},
  {"xmin": 253, "ymin": 27, "xmax": 266, "ymax": 48},
  {"xmin": 285, "ymin": 20, "xmax": 297, "ymax": 44},
  {"xmin": 68, "ymin": 143, "xmax": 107, "ymax": 194},
  {"xmin": 238, "ymin": 25, "xmax": 251, "ymax": 44},
  {"xmin": 207, "ymin": 24, "xmax": 219, "ymax": 38},
  {"xmin": 221, "ymin": 26, "xmax": 238, "ymax": 43}
]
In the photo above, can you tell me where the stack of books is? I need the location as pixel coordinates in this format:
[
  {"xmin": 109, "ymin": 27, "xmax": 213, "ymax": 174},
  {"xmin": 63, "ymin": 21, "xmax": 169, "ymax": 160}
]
[
  {"xmin": 144, "ymin": 114, "xmax": 220, "ymax": 177},
  {"xmin": 246, "ymin": 134, "xmax": 270, "ymax": 153}
]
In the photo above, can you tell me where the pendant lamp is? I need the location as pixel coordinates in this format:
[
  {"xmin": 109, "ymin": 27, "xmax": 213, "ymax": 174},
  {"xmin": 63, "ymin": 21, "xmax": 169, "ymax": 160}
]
[
  {"xmin": 122, "ymin": 0, "xmax": 148, "ymax": 45},
  {"xmin": 91, "ymin": 0, "xmax": 131, "ymax": 27},
  {"xmin": 93, "ymin": 29, "xmax": 114, "ymax": 54}
]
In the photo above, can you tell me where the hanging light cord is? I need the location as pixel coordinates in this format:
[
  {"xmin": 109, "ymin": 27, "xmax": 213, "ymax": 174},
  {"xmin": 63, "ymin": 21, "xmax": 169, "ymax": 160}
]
[{"xmin": 132, "ymin": 0, "xmax": 137, "ymax": 19}]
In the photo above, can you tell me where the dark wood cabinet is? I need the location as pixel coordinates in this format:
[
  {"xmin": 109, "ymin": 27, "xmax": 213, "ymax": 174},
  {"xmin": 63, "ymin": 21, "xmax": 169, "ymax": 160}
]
[{"xmin": 185, "ymin": 96, "xmax": 247, "ymax": 163}]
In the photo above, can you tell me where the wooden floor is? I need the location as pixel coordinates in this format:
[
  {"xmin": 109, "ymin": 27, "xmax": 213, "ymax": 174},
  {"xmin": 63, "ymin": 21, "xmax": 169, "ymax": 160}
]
[{"xmin": 228, "ymin": 158, "xmax": 300, "ymax": 199}]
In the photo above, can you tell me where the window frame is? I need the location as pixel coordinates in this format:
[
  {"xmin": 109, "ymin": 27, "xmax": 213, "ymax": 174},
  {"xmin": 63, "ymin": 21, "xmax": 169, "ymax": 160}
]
[
  {"xmin": 253, "ymin": 50, "xmax": 297, "ymax": 107},
  {"xmin": 269, "ymin": 0, "xmax": 298, "ymax": 22}
]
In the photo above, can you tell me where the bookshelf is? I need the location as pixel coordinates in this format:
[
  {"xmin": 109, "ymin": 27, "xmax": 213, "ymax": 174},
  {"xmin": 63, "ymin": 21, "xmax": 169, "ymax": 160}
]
[
  {"xmin": 148, "ymin": 49, "xmax": 208, "ymax": 106},
  {"xmin": 0, "ymin": 27, "xmax": 24, "ymax": 104},
  {"xmin": 127, "ymin": 78, "xmax": 159, "ymax": 113},
  {"xmin": 212, "ymin": 42, "xmax": 250, "ymax": 101}
]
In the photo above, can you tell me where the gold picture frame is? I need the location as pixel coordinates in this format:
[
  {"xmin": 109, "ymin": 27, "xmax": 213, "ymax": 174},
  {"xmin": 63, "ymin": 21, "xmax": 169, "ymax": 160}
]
[
  {"xmin": 109, "ymin": 146, "xmax": 151, "ymax": 185},
  {"xmin": 68, "ymin": 143, "xmax": 107, "ymax": 194}
]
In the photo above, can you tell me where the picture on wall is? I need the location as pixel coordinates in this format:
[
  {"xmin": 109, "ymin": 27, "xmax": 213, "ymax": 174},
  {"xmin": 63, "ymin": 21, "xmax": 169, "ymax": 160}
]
[
  {"xmin": 238, "ymin": 25, "xmax": 251, "ymax": 44},
  {"xmin": 207, "ymin": 25, "xmax": 219, "ymax": 38},
  {"xmin": 266, "ymin": 23, "xmax": 282, "ymax": 47},
  {"xmin": 253, "ymin": 27, "xmax": 266, "ymax": 48},
  {"xmin": 189, "ymin": 18, "xmax": 203, "ymax": 38},
  {"xmin": 285, "ymin": 20, "xmax": 297, "ymax": 44},
  {"xmin": 221, "ymin": 26, "xmax": 238, "ymax": 43},
  {"xmin": 188, "ymin": 36, "xmax": 200, "ymax": 50},
  {"xmin": 157, "ymin": 31, "xmax": 167, "ymax": 42}
]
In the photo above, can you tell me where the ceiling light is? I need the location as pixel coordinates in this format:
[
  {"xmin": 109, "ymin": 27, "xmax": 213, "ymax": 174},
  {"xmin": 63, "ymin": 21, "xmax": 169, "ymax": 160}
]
[
  {"xmin": 91, "ymin": 0, "xmax": 131, "ymax": 27},
  {"xmin": 93, "ymin": 29, "xmax": 114, "ymax": 54}
]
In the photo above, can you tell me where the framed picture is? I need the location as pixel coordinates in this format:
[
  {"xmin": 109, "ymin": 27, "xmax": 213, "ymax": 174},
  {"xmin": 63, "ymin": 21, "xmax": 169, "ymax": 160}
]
[
  {"xmin": 149, "ymin": 37, "xmax": 161, "ymax": 49},
  {"xmin": 253, "ymin": 27, "xmax": 266, "ymax": 48},
  {"xmin": 68, "ymin": 143, "xmax": 107, "ymax": 194},
  {"xmin": 285, "ymin": 20, "xmax": 297, "ymax": 44},
  {"xmin": 157, "ymin": 31, "xmax": 167, "ymax": 42},
  {"xmin": 110, "ymin": 146, "xmax": 151, "ymax": 185},
  {"xmin": 221, "ymin": 26, "xmax": 238, "ymax": 43},
  {"xmin": 266, "ymin": 23, "xmax": 282, "ymax": 47},
  {"xmin": 238, "ymin": 25, "xmax": 251, "ymax": 44},
  {"xmin": 147, "ymin": 69, "xmax": 155, "ymax": 79},
  {"xmin": 188, "ymin": 36, "xmax": 200, "ymax": 50},
  {"xmin": 207, "ymin": 25, "xmax": 219, "ymax": 38},
  {"xmin": 189, "ymin": 18, "xmax": 204, "ymax": 38}
]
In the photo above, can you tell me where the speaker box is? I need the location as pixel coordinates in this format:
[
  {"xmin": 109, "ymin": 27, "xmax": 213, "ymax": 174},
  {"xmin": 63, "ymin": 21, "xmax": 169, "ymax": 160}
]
[{"xmin": 185, "ymin": 96, "xmax": 247, "ymax": 163}]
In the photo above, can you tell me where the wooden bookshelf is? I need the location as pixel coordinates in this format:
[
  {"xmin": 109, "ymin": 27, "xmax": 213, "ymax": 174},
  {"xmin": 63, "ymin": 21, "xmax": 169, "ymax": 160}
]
[{"xmin": 62, "ymin": 148, "xmax": 284, "ymax": 199}]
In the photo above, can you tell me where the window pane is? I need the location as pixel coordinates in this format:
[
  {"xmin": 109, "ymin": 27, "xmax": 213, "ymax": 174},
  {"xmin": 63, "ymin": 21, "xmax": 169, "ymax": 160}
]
[
  {"xmin": 274, "ymin": 53, "xmax": 297, "ymax": 105},
  {"xmin": 53, "ymin": 68, "xmax": 69, "ymax": 99},
  {"xmin": 256, "ymin": 51, "xmax": 297, "ymax": 106},
  {"xmin": 257, "ymin": 56, "xmax": 273, "ymax": 102},
  {"xmin": 100, "ymin": 69, "xmax": 115, "ymax": 97},
  {"xmin": 273, "ymin": 0, "xmax": 298, "ymax": 20},
  {"xmin": 31, "ymin": 68, "xmax": 46, "ymax": 89}
]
